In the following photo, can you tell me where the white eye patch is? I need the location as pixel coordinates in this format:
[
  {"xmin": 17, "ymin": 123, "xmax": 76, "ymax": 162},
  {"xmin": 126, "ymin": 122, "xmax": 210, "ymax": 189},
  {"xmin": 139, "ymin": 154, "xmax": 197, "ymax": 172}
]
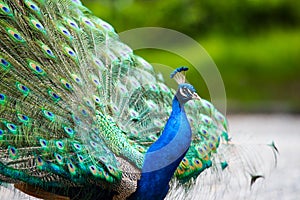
[
  {"xmin": 186, "ymin": 89, "xmax": 193, "ymax": 96},
  {"xmin": 179, "ymin": 87, "xmax": 188, "ymax": 97}
]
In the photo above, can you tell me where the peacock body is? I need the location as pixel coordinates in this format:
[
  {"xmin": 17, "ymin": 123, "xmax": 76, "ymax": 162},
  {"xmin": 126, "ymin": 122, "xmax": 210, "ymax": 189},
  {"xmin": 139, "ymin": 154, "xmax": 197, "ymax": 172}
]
[
  {"xmin": 0, "ymin": 0, "xmax": 277, "ymax": 200},
  {"xmin": 128, "ymin": 68, "xmax": 201, "ymax": 200}
]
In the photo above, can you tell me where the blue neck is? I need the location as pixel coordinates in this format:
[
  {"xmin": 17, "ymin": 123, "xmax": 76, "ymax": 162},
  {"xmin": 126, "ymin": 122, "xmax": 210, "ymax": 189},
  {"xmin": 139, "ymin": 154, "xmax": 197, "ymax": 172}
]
[{"xmin": 129, "ymin": 96, "xmax": 192, "ymax": 200}]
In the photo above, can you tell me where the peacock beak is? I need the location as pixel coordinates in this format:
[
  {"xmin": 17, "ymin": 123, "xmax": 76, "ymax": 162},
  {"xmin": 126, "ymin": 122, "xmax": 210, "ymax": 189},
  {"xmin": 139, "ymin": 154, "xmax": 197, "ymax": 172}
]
[{"xmin": 192, "ymin": 92, "xmax": 201, "ymax": 100}]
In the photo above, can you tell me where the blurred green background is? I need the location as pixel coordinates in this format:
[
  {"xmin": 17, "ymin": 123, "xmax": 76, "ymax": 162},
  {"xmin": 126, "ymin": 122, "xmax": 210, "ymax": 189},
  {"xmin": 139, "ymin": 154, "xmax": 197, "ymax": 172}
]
[{"xmin": 82, "ymin": 0, "xmax": 300, "ymax": 113}]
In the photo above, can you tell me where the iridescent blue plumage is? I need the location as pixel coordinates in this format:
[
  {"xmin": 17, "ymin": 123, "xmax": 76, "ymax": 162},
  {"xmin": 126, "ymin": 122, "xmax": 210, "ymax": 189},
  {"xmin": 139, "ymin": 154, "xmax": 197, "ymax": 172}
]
[
  {"xmin": 130, "ymin": 98, "xmax": 190, "ymax": 200},
  {"xmin": 129, "ymin": 68, "xmax": 200, "ymax": 200},
  {"xmin": 170, "ymin": 66, "xmax": 189, "ymax": 78}
]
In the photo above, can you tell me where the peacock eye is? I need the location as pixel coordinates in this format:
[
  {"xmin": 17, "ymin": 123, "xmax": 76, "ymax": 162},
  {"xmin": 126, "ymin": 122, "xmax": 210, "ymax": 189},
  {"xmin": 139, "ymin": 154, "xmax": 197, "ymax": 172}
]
[
  {"xmin": 0, "ymin": 94, "xmax": 5, "ymax": 100},
  {"xmin": 30, "ymin": 4, "xmax": 37, "ymax": 10},
  {"xmin": 2, "ymin": 6, "xmax": 9, "ymax": 13},
  {"xmin": 1, "ymin": 59, "xmax": 8, "ymax": 66}
]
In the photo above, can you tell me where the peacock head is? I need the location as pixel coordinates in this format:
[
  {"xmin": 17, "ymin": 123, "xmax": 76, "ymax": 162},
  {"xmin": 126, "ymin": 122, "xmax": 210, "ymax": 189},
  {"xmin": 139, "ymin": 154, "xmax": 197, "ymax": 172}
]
[{"xmin": 170, "ymin": 67, "xmax": 201, "ymax": 104}]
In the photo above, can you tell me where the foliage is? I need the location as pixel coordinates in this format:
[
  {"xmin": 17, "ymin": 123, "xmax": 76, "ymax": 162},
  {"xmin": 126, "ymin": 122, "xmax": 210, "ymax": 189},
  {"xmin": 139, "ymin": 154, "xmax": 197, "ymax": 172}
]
[{"xmin": 82, "ymin": 0, "xmax": 300, "ymax": 112}]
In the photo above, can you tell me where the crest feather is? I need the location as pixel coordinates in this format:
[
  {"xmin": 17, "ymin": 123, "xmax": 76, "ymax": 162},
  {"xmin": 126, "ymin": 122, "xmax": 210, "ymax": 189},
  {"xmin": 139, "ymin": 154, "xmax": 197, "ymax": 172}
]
[{"xmin": 170, "ymin": 67, "xmax": 188, "ymax": 84}]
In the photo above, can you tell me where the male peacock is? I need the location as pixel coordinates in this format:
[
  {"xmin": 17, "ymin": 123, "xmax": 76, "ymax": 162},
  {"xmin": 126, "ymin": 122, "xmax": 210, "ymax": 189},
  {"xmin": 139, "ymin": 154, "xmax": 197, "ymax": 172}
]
[
  {"xmin": 128, "ymin": 67, "xmax": 200, "ymax": 200},
  {"xmin": 0, "ymin": 0, "xmax": 277, "ymax": 200}
]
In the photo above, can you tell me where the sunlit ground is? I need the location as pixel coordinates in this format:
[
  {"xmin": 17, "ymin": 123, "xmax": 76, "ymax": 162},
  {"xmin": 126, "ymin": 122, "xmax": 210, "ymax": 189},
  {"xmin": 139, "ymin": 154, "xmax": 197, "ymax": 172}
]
[{"xmin": 227, "ymin": 114, "xmax": 300, "ymax": 200}]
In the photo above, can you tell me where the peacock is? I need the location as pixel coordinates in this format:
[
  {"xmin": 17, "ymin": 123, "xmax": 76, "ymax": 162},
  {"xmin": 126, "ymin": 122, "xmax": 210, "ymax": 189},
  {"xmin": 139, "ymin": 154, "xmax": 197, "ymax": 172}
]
[{"xmin": 0, "ymin": 0, "xmax": 278, "ymax": 200}]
